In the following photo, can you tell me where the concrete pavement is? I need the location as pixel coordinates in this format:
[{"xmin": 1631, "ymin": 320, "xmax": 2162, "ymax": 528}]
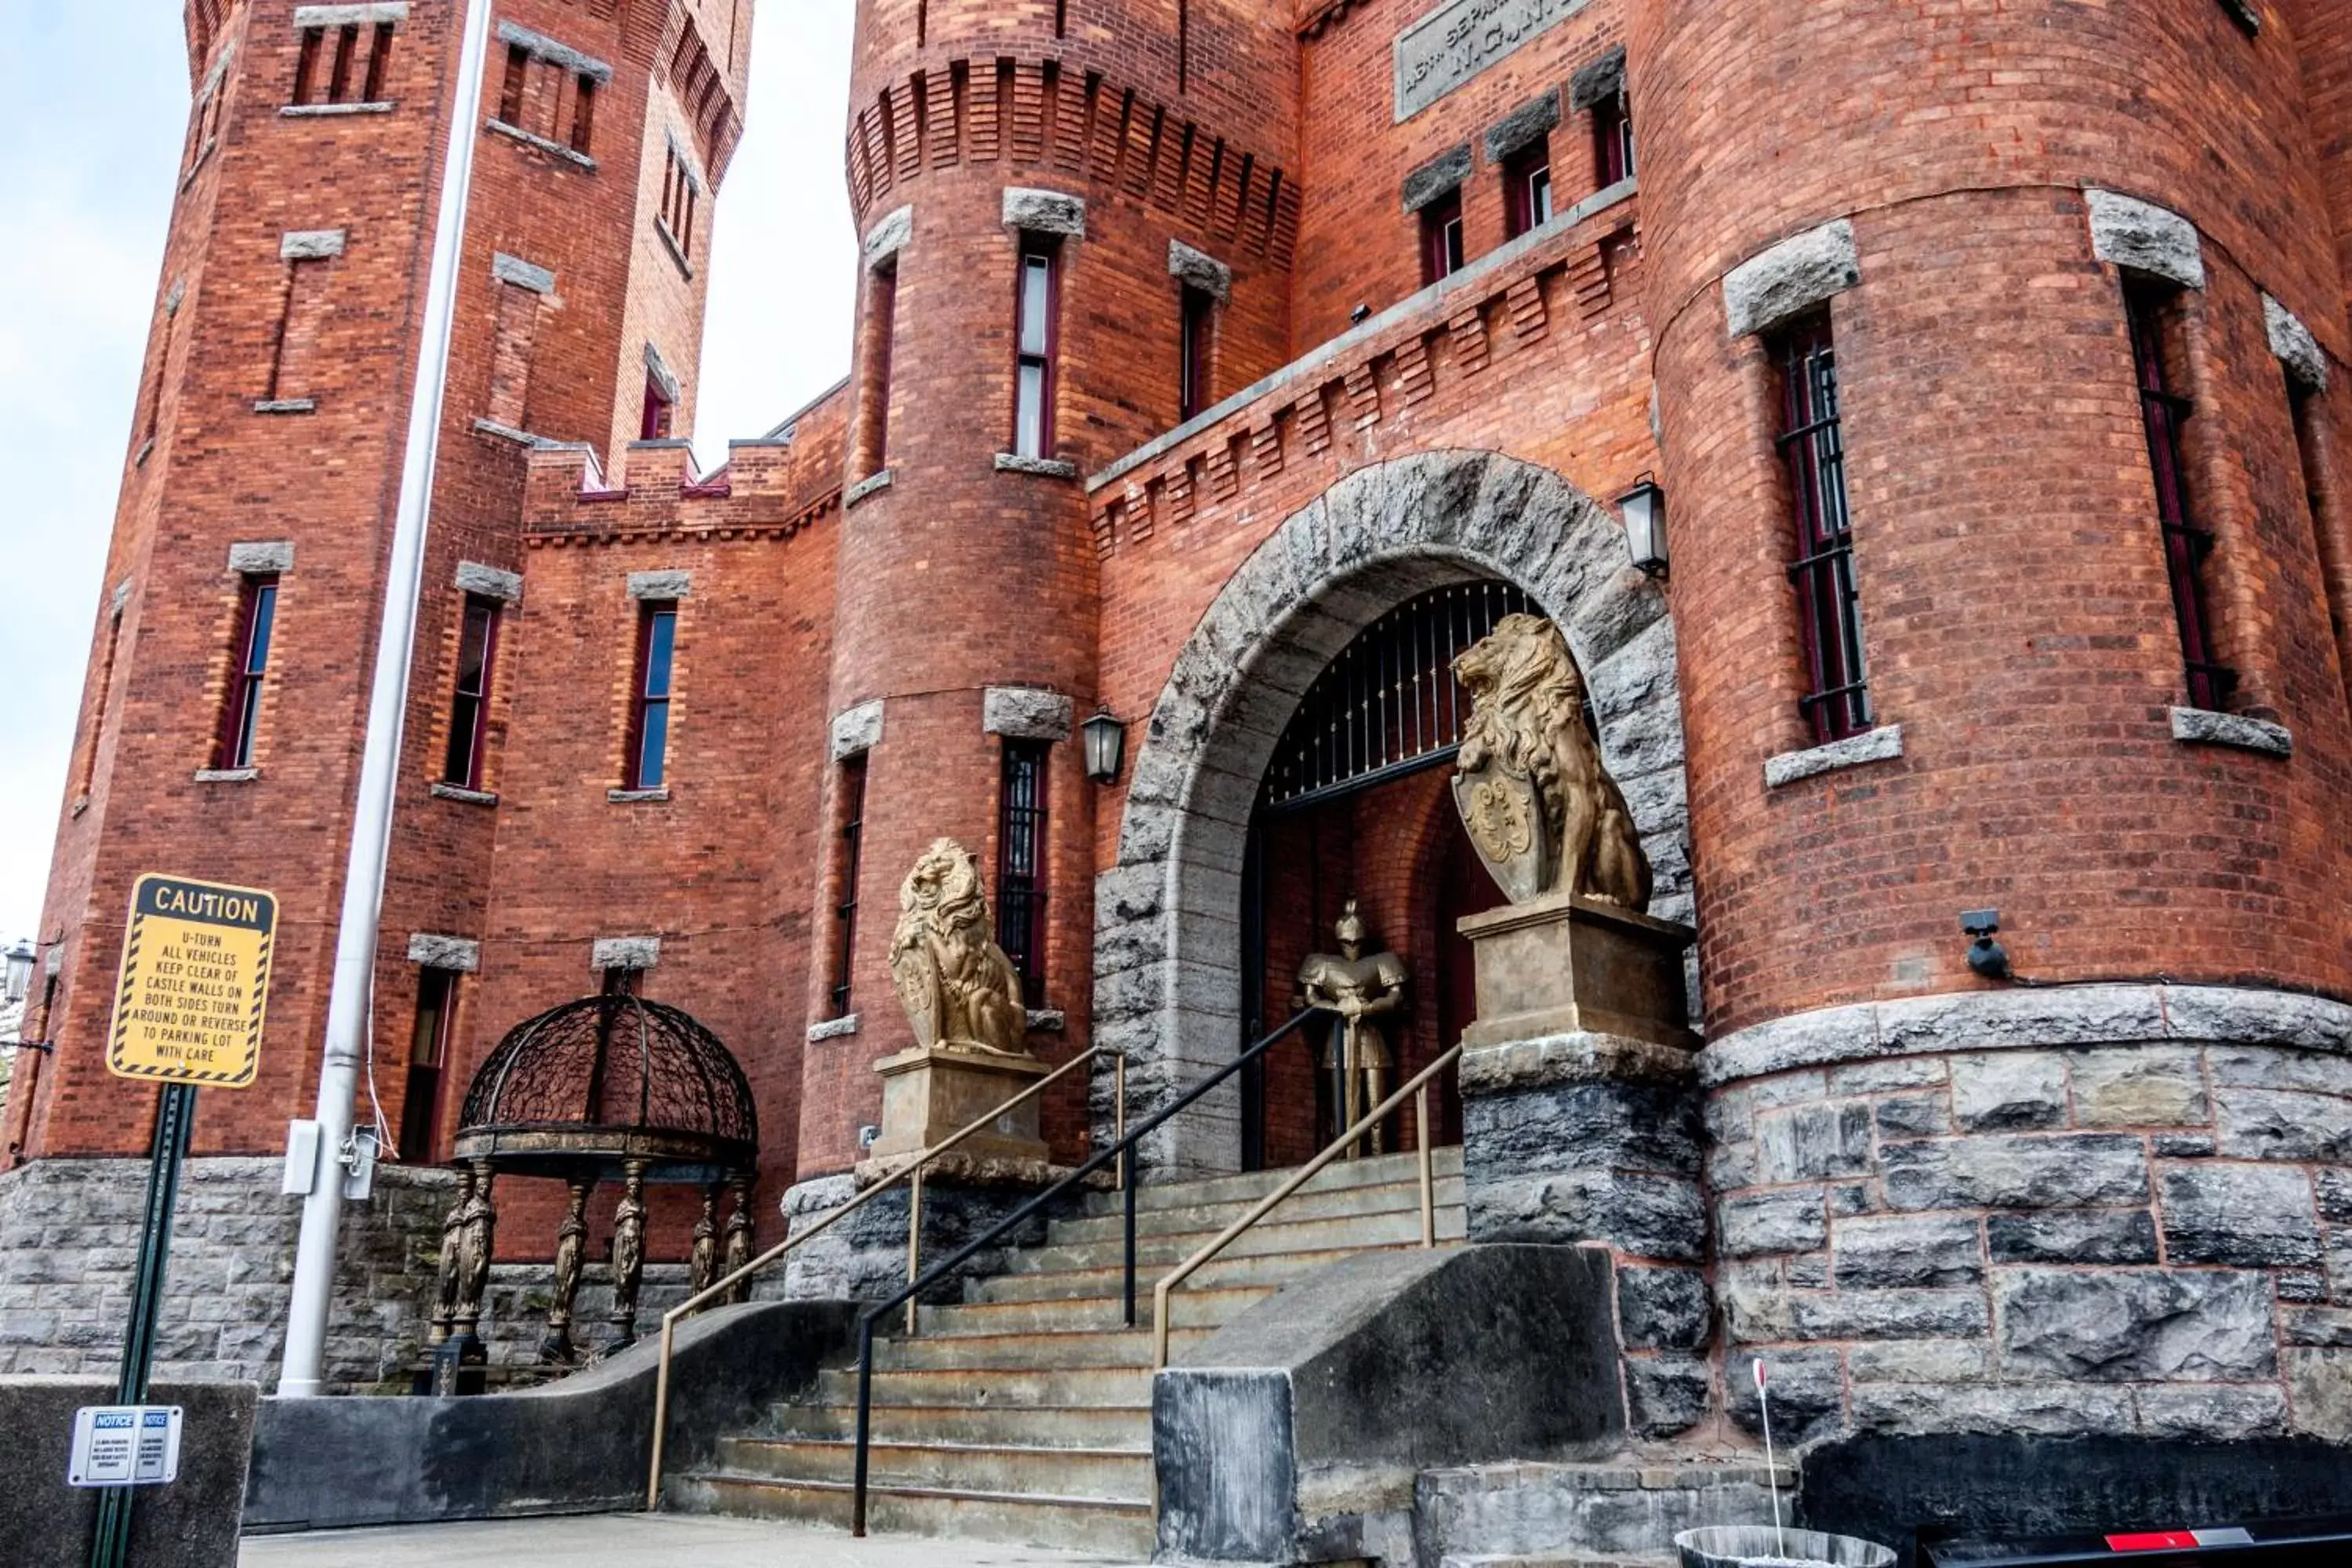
[{"xmin": 239, "ymin": 1514, "xmax": 1149, "ymax": 1566}]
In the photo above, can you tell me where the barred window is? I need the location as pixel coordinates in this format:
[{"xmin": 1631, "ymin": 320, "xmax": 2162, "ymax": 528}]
[
  {"xmin": 831, "ymin": 757, "xmax": 869, "ymax": 1018},
  {"xmin": 1777, "ymin": 315, "xmax": 1871, "ymax": 744},
  {"xmin": 996, "ymin": 742, "xmax": 1050, "ymax": 1008}
]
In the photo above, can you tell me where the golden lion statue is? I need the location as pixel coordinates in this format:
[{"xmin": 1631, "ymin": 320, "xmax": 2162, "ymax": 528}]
[
  {"xmin": 889, "ymin": 838, "xmax": 1031, "ymax": 1057},
  {"xmin": 1453, "ymin": 613, "xmax": 1653, "ymax": 911}
]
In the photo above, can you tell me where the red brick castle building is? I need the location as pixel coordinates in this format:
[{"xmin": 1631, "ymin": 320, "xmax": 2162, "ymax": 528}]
[{"xmin": 13, "ymin": 0, "xmax": 2352, "ymax": 1555}]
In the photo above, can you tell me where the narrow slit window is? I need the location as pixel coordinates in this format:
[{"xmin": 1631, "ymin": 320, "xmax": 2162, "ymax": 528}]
[
  {"xmin": 363, "ymin": 23, "xmax": 394, "ymax": 101},
  {"xmin": 996, "ymin": 741, "xmax": 1050, "ymax": 1008},
  {"xmin": 831, "ymin": 755, "xmax": 869, "ymax": 1018},
  {"xmin": 1014, "ymin": 239, "xmax": 1060, "ymax": 459},
  {"xmin": 569, "ymin": 73, "xmax": 596, "ymax": 154},
  {"xmin": 625, "ymin": 601, "xmax": 677, "ymax": 790},
  {"xmin": 77, "ymin": 608, "xmax": 126, "ymax": 801},
  {"xmin": 442, "ymin": 594, "xmax": 500, "ymax": 789},
  {"xmin": 1594, "ymin": 83, "xmax": 1635, "ymax": 186},
  {"xmin": 216, "ymin": 575, "xmax": 280, "ymax": 771},
  {"xmin": 2125, "ymin": 281, "xmax": 2233, "ymax": 711},
  {"xmin": 498, "ymin": 44, "xmax": 530, "ymax": 125},
  {"xmin": 2288, "ymin": 387, "xmax": 2340, "ymax": 650},
  {"xmin": 328, "ymin": 24, "xmax": 360, "ymax": 105},
  {"xmin": 292, "ymin": 27, "xmax": 325, "ymax": 105},
  {"xmin": 397, "ymin": 967, "xmax": 456, "ymax": 1160},
  {"xmin": 1421, "ymin": 190, "xmax": 1465, "ymax": 285},
  {"xmin": 1777, "ymin": 315, "xmax": 1871, "ymax": 744},
  {"xmin": 641, "ymin": 374, "xmax": 674, "ymax": 441},
  {"xmin": 1178, "ymin": 284, "xmax": 1214, "ymax": 423},
  {"xmin": 1504, "ymin": 143, "xmax": 1553, "ymax": 238},
  {"xmin": 858, "ymin": 262, "xmax": 898, "ymax": 477}
]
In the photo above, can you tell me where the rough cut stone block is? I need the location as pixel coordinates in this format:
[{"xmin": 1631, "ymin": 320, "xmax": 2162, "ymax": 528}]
[
  {"xmin": 1400, "ymin": 144, "xmax": 1472, "ymax": 213},
  {"xmin": 830, "ymin": 699, "xmax": 884, "ymax": 760},
  {"xmin": 1846, "ymin": 1338, "xmax": 1990, "ymax": 1382},
  {"xmin": 1719, "ymin": 1190, "xmax": 1826, "ymax": 1258},
  {"xmin": 2171, "ymin": 706, "xmax": 2292, "ymax": 757},
  {"xmin": 279, "ymin": 228, "xmax": 347, "ymax": 260},
  {"xmin": 1727, "ymin": 1348, "xmax": 1843, "ymax": 1442},
  {"xmin": 1755, "ymin": 1101, "xmax": 1874, "ymax": 1183},
  {"xmin": 403, "ymin": 933, "xmax": 479, "ymax": 972},
  {"xmin": 2284, "ymin": 1307, "xmax": 2352, "ymax": 1348},
  {"xmin": 1470, "ymin": 1169, "xmax": 1704, "ymax": 1261},
  {"xmin": 982, "ymin": 686, "xmax": 1075, "ymax": 741},
  {"xmin": 862, "ymin": 204, "xmax": 913, "ymax": 263},
  {"xmin": 2165, "ymin": 988, "xmax": 2352, "ymax": 1053},
  {"xmin": 1723, "ymin": 220, "xmax": 1861, "ymax": 339},
  {"xmin": 2161, "ymin": 1163, "xmax": 2323, "ymax": 1267},
  {"xmin": 2320, "ymin": 1171, "xmax": 2352, "ymax": 1225},
  {"xmin": 490, "ymin": 252, "xmax": 554, "ymax": 295},
  {"xmin": 627, "ymin": 568, "xmax": 690, "ymax": 601},
  {"xmin": 1483, "ymin": 89, "xmax": 1562, "ymax": 163},
  {"xmin": 2286, "ymin": 1348, "xmax": 2352, "ymax": 1439},
  {"xmin": 2208, "ymin": 1046, "xmax": 2352, "ymax": 1095},
  {"xmin": 227, "ymin": 540, "xmax": 294, "ymax": 575},
  {"xmin": 1851, "ymin": 1381, "xmax": 2134, "ymax": 1438},
  {"xmin": 2086, "ymin": 189, "xmax": 2205, "ymax": 290},
  {"xmin": 2216, "ymin": 1089, "xmax": 2352, "ymax": 1162},
  {"xmin": 2070, "ymin": 1047, "xmax": 2209, "ymax": 1128},
  {"xmin": 1167, "ymin": 239, "xmax": 1232, "ymax": 303},
  {"xmin": 453, "ymin": 561, "xmax": 523, "ymax": 603},
  {"xmin": 1617, "ymin": 1267, "xmax": 1710, "ymax": 1350},
  {"xmin": 1832, "ymin": 1057, "xmax": 1947, "ymax": 1094},
  {"xmin": 1833, "ymin": 1214, "xmax": 1984, "ymax": 1289},
  {"xmin": 1567, "ymin": 45, "xmax": 1626, "ymax": 113},
  {"xmin": 1875, "ymin": 1094, "xmax": 1950, "ymax": 1139},
  {"xmin": 1762, "ymin": 723, "xmax": 1901, "ymax": 788},
  {"xmin": 1791, "ymin": 1289, "xmax": 1988, "ymax": 1341},
  {"xmin": 590, "ymin": 935, "xmax": 659, "ymax": 971},
  {"xmin": 1625, "ymin": 1356, "xmax": 1710, "ymax": 1437},
  {"xmin": 1882, "ymin": 1134, "xmax": 2147, "ymax": 1211},
  {"xmin": 1987, "ymin": 1209, "xmax": 2159, "ymax": 1265},
  {"xmin": 2266, "ymin": 294, "xmax": 2329, "ymax": 392},
  {"xmin": 1997, "ymin": 1269, "xmax": 2274, "ymax": 1382},
  {"xmin": 2136, "ymin": 1385, "xmax": 2291, "ymax": 1440},
  {"xmin": 1952, "ymin": 1052, "xmax": 2068, "ymax": 1131},
  {"xmin": 1003, "ymin": 187, "xmax": 1085, "ymax": 236}
]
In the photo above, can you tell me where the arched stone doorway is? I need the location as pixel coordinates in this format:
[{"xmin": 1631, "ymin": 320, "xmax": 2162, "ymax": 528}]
[{"xmin": 1095, "ymin": 450, "xmax": 1694, "ymax": 1176}]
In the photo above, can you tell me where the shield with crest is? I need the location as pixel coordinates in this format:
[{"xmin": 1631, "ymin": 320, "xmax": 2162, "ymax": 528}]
[{"xmin": 1451, "ymin": 761, "xmax": 1550, "ymax": 902}]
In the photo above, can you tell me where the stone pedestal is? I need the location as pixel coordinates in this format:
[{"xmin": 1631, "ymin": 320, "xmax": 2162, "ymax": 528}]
[
  {"xmin": 1457, "ymin": 891, "xmax": 1697, "ymax": 1051},
  {"xmin": 870, "ymin": 1045, "xmax": 1052, "ymax": 1165},
  {"xmin": 1455, "ymin": 893, "xmax": 1709, "ymax": 1439}
]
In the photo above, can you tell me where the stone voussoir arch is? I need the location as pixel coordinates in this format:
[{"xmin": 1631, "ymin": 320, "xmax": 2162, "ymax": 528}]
[{"xmin": 1091, "ymin": 448, "xmax": 1694, "ymax": 1176}]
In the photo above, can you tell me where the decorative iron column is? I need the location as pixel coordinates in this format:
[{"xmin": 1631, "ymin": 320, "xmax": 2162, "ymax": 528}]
[
  {"xmin": 539, "ymin": 1175, "xmax": 595, "ymax": 1363},
  {"xmin": 608, "ymin": 1158, "xmax": 648, "ymax": 1348},
  {"xmin": 722, "ymin": 1172, "xmax": 753, "ymax": 1305}
]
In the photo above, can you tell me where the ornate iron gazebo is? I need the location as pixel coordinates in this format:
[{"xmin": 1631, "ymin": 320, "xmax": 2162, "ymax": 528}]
[{"xmin": 433, "ymin": 995, "xmax": 759, "ymax": 1370}]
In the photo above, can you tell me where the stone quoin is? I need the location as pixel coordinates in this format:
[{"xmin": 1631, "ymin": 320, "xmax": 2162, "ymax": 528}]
[{"xmin": 9, "ymin": 0, "xmax": 2352, "ymax": 1558}]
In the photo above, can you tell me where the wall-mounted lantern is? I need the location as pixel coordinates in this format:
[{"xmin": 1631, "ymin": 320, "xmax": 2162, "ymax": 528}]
[
  {"xmin": 1082, "ymin": 709, "xmax": 1128, "ymax": 786},
  {"xmin": 1618, "ymin": 474, "xmax": 1668, "ymax": 579}
]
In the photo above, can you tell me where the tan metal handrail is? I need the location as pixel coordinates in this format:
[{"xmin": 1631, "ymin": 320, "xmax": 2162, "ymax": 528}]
[
  {"xmin": 1150, "ymin": 1041, "xmax": 1462, "ymax": 1368},
  {"xmin": 644, "ymin": 1043, "xmax": 1123, "ymax": 1508}
]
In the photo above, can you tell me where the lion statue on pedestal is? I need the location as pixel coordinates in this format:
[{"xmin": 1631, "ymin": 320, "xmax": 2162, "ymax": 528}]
[
  {"xmin": 1452, "ymin": 612, "xmax": 1653, "ymax": 912},
  {"xmin": 889, "ymin": 837, "xmax": 1031, "ymax": 1058}
]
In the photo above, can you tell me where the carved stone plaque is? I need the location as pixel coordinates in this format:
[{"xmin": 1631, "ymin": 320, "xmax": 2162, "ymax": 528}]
[{"xmin": 1395, "ymin": 0, "xmax": 1594, "ymax": 122}]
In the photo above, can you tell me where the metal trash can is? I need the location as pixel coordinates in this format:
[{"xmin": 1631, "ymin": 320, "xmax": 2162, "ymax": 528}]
[
  {"xmin": 1678, "ymin": 1525, "xmax": 1898, "ymax": 1568},
  {"xmin": 1923, "ymin": 1515, "xmax": 2352, "ymax": 1566}
]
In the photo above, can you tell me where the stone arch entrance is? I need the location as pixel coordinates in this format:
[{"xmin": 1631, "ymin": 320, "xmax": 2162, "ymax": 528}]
[{"xmin": 1095, "ymin": 450, "xmax": 1693, "ymax": 1175}]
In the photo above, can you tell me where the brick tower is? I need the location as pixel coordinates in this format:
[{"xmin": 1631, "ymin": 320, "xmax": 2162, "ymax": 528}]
[
  {"xmin": 1636, "ymin": 0, "xmax": 2352, "ymax": 1448},
  {"xmin": 788, "ymin": 0, "xmax": 1306, "ymax": 1216},
  {"xmin": 3, "ymin": 0, "xmax": 750, "ymax": 1388}
]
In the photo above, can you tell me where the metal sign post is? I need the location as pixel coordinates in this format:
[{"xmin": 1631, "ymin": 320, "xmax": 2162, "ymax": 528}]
[{"xmin": 85, "ymin": 875, "xmax": 274, "ymax": 1568}]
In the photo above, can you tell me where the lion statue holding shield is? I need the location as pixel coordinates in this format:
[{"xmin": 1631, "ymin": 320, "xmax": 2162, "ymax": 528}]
[{"xmin": 1452, "ymin": 613, "xmax": 1652, "ymax": 912}]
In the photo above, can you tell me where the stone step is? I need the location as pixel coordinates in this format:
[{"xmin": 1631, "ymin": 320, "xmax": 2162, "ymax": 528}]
[
  {"xmin": 971, "ymin": 1236, "xmax": 1460, "ymax": 1305},
  {"xmin": 873, "ymin": 1325, "xmax": 1208, "ymax": 1370},
  {"xmin": 1443, "ymin": 1555, "xmax": 1675, "ymax": 1568},
  {"xmin": 775, "ymin": 1399, "xmax": 1150, "ymax": 1447},
  {"xmin": 813, "ymin": 1363, "xmax": 1153, "ymax": 1409},
  {"xmin": 913, "ymin": 1282, "xmax": 1273, "ymax": 1337},
  {"xmin": 1078, "ymin": 1146, "xmax": 1464, "ymax": 1217},
  {"xmin": 1049, "ymin": 1176, "xmax": 1465, "ymax": 1247},
  {"xmin": 676, "ymin": 1471, "xmax": 1157, "ymax": 1559},
  {"xmin": 717, "ymin": 1434, "xmax": 1151, "ymax": 1500},
  {"xmin": 1417, "ymin": 1461, "xmax": 1798, "ymax": 1566},
  {"xmin": 1014, "ymin": 1200, "xmax": 1468, "ymax": 1273}
]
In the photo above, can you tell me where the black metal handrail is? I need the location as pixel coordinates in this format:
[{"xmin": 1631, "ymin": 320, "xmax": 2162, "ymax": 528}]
[{"xmin": 849, "ymin": 1008, "xmax": 1317, "ymax": 1536}]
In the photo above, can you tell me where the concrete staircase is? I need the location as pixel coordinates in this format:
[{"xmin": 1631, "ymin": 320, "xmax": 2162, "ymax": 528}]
[{"xmin": 675, "ymin": 1147, "xmax": 1468, "ymax": 1558}]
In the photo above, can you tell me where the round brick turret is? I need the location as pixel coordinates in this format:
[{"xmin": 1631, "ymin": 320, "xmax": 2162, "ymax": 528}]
[
  {"xmin": 800, "ymin": 0, "xmax": 1304, "ymax": 1178},
  {"xmin": 1631, "ymin": 0, "xmax": 2352, "ymax": 1035}
]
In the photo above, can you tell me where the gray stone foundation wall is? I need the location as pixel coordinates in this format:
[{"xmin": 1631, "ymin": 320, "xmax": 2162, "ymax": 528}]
[
  {"xmin": 1457, "ymin": 1032, "xmax": 1711, "ymax": 1439},
  {"xmin": 779, "ymin": 1173, "xmax": 1049, "ymax": 1303},
  {"xmin": 1703, "ymin": 984, "xmax": 2352, "ymax": 1449},
  {"xmin": 0, "ymin": 1156, "xmax": 448, "ymax": 1392}
]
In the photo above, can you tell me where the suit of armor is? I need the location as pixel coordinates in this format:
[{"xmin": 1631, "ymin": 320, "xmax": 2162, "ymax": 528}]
[{"xmin": 1295, "ymin": 901, "xmax": 1409, "ymax": 1157}]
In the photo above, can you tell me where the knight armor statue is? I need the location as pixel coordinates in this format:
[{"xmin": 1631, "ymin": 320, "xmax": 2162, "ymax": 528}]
[{"xmin": 1294, "ymin": 901, "xmax": 1409, "ymax": 1158}]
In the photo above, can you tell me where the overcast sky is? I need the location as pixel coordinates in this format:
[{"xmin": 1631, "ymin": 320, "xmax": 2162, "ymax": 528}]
[{"xmin": 0, "ymin": 0, "xmax": 857, "ymax": 947}]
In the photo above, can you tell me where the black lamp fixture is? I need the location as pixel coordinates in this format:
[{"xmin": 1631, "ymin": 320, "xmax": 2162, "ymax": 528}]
[
  {"xmin": 2, "ymin": 942, "xmax": 31, "ymax": 1007},
  {"xmin": 1082, "ymin": 708, "xmax": 1128, "ymax": 785},
  {"xmin": 1617, "ymin": 474, "xmax": 1668, "ymax": 579}
]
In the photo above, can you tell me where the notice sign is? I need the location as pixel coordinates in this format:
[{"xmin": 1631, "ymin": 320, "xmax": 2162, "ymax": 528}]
[
  {"xmin": 68, "ymin": 1405, "xmax": 182, "ymax": 1487},
  {"xmin": 107, "ymin": 873, "xmax": 275, "ymax": 1089}
]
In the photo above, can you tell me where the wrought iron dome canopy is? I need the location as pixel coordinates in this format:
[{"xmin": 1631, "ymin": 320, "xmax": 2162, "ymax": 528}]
[{"xmin": 453, "ymin": 995, "xmax": 757, "ymax": 1183}]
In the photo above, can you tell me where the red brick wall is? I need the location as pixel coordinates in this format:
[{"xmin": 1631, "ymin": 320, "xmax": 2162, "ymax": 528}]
[{"xmin": 1635, "ymin": 0, "xmax": 2352, "ymax": 1036}]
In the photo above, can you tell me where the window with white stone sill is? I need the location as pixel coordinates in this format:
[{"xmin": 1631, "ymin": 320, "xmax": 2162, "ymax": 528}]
[{"xmin": 292, "ymin": 18, "xmax": 394, "ymax": 111}]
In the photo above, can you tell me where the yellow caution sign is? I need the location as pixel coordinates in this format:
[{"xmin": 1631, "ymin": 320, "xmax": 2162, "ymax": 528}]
[{"xmin": 107, "ymin": 874, "xmax": 276, "ymax": 1089}]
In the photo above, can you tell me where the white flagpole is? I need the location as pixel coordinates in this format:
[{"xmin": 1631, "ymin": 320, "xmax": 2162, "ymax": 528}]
[{"xmin": 277, "ymin": 0, "xmax": 495, "ymax": 1398}]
